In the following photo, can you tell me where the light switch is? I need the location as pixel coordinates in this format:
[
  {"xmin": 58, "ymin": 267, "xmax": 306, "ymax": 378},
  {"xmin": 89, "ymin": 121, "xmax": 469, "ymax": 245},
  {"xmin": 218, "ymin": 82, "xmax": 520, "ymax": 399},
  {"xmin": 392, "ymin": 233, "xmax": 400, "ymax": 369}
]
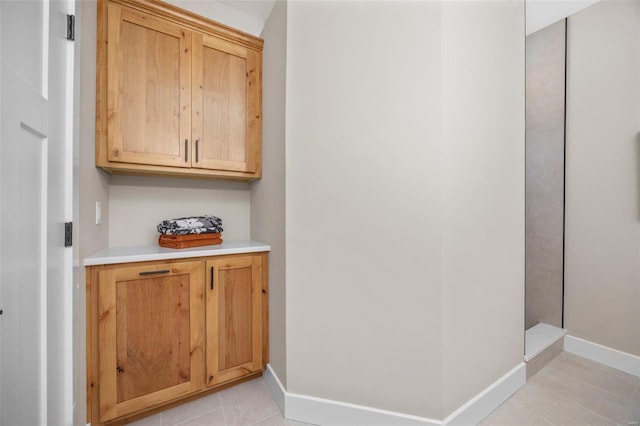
[{"xmin": 96, "ymin": 201, "xmax": 102, "ymax": 225}]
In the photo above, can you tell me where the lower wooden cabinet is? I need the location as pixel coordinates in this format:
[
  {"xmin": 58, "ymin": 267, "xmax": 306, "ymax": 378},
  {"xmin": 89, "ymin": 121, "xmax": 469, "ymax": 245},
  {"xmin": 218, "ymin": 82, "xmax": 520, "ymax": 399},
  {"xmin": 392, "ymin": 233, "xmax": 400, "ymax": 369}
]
[
  {"xmin": 87, "ymin": 252, "xmax": 268, "ymax": 425},
  {"xmin": 206, "ymin": 255, "xmax": 263, "ymax": 387},
  {"xmin": 97, "ymin": 261, "xmax": 205, "ymax": 422}
]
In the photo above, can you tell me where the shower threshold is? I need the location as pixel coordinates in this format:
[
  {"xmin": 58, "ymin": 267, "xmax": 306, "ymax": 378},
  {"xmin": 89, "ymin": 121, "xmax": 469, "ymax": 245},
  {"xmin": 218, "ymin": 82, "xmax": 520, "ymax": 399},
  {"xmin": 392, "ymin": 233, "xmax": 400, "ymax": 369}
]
[{"xmin": 525, "ymin": 323, "xmax": 567, "ymax": 379}]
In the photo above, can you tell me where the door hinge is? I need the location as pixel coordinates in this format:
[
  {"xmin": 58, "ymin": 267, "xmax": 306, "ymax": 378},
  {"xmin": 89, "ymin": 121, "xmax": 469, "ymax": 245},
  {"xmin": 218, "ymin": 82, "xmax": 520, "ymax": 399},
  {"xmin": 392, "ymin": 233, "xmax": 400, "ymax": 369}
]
[
  {"xmin": 64, "ymin": 222, "xmax": 73, "ymax": 247},
  {"xmin": 66, "ymin": 15, "xmax": 75, "ymax": 41}
]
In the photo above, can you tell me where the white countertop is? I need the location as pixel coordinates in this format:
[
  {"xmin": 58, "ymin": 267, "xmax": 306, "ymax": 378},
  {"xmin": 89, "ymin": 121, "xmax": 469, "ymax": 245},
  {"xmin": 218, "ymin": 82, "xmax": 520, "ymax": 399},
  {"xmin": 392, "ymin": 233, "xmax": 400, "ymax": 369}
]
[{"xmin": 84, "ymin": 240, "xmax": 271, "ymax": 266}]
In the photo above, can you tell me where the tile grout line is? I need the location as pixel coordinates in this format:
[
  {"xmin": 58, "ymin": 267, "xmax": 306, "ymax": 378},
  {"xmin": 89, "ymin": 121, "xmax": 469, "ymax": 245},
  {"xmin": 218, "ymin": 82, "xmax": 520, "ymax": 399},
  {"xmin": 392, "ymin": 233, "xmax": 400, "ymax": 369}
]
[
  {"xmin": 220, "ymin": 378, "xmax": 281, "ymax": 426},
  {"xmin": 162, "ymin": 394, "xmax": 225, "ymax": 426},
  {"xmin": 246, "ymin": 412, "xmax": 281, "ymax": 426},
  {"xmin": 219, "ymin": 391, "xmax": 228, "ymax": 426},
  {"xmin": 632, "ymin": 381, "xmax": 640, "ymax": 400},
  {"xmin": 172, "ymin": 407, "xmax": 225, "ymax": 426}
]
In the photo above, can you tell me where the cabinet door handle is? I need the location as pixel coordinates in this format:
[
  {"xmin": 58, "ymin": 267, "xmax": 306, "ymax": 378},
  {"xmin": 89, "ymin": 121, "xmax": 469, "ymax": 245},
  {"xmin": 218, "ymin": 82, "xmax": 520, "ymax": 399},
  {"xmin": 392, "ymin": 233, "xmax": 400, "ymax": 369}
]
[
  {"xmin": 139, "ymin": 269, "xmax": 170, "ymax": 276},
  {"xmin": 210, "ymin": 266, "xmax": 214, "ymax": 290},
  {"xmin": 185, "ymin": 139, "xmax": 188, "ymax": 162},
  {"xmin": 195, "ymin": 139, "xmax": 199, "ymax": 163}
]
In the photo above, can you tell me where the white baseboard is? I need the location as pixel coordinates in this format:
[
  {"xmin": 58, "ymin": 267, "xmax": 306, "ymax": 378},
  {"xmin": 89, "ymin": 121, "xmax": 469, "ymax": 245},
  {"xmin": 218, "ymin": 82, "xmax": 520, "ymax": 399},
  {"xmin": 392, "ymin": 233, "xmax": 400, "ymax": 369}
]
[
  {"xmin": 444, "ymin": 363, "xmax": 526, "ymax": 426},
  {"xmin": 564, "ymin": 335, "xmax": 640, "ymax": 378},
  {"xmin": 286, "ymin": 393, "xmax": 442, "ymax": 426},
  {"xmin": 264, "ymin": 364, "xmax": 286, "ymax": 414},
  {"xmin": 264, "ymin": 362, "xmax": 526, "ymax": 426}
]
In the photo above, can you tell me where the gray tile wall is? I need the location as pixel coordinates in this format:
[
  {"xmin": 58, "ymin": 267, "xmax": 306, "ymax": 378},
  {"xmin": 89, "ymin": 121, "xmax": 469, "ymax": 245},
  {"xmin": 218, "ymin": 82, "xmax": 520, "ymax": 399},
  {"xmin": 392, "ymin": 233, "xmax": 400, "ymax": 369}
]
[{"xmin": 525, "ymin": 20, "xmax": 566, "ymax": 329}]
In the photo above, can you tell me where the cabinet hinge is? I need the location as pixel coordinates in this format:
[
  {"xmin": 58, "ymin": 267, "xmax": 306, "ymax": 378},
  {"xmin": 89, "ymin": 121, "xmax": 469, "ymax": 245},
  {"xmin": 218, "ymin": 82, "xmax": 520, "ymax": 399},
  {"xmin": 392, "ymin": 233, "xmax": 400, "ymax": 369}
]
[
  {"xmin": 66, "ymin": 15, "xmax": 75, "ymax": 41},
  {"xmin": 64, "ymin": 222, "xmax": 73, "ymax": 247}
]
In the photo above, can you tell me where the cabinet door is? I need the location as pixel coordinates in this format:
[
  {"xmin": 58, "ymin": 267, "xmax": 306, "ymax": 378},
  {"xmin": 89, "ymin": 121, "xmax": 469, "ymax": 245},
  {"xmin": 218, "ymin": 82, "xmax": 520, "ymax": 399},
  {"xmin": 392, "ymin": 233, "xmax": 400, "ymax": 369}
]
[
  {"xmin": 97, "ymin": 261, "xmax": 204, "ymax": 422},
  {"xmin": 107, "ymin": 3, "xmax": 191, "ymax": 167},
  {"xmin": 205, "ymin": 255, "xmax": 263, "ymax": 387},
  {"xmin": 192, "ymin": 33, "xmax": 261, "ymax": 173}
]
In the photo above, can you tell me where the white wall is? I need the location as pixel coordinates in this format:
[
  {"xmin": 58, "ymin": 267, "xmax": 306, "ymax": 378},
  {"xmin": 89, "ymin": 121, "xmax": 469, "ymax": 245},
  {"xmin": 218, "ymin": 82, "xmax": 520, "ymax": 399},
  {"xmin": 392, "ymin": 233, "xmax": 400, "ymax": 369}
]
[
  {"xmin": 565, "ymin": 0, "xmax": 640, "ymax": 356},
  {"xmin": 108, "ymin": 176, "xmax": 250, "ymax": 246},
  {"xmin": 526, "ymin": 0, "xmax": 599, "ymax": 35},
  {"xmin": 441, "ymin": 0, "xmax": 524, "ymax": 414},
  {"xmin": 78, "ymin": 0, "xmax": 110, "ymax": 264},
  {"xmin": 251, "ymin": 0, "xmax": 287, "ymax": 385},
  {"xmin": 163, "ymin": 0, "xmax": 268, "ymax": 36},
  {"xmin": 286, "ymin": 0, "xmax": 445, "ymax": 418},
  {"xmin": 284, "ymin": 1, "xmax": 524, "ymax": 419}
]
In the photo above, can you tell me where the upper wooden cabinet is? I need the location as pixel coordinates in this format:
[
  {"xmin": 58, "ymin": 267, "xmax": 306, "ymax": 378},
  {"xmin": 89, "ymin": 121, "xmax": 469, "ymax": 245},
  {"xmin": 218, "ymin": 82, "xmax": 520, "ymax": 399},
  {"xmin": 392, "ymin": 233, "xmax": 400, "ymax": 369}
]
[
  {"xmin": 106, "ymin": 4, "xmax": 192, "ymax": 168},
  {"xmin": 96, "ymin": 0, "xmax": 263, "ymax": 181},
  {"xmin": 193, "ymin": 34, "xmax": 261, "ymax": 173}
]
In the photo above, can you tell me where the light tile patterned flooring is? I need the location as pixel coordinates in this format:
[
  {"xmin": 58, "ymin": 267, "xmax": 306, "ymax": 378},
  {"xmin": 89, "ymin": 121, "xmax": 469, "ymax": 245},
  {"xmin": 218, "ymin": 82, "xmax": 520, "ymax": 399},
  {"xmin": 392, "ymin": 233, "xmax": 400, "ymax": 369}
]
[
  {"xmin": 481, "ymin": 352, "xmax": 640, "ymax": 425},
  {"xmin": 129, "ymin": 378, "xmax": 310, "ymax": 426},
  {"xmin": 132, "ymin": 352, "xmax": 639, "ymax": 426}
]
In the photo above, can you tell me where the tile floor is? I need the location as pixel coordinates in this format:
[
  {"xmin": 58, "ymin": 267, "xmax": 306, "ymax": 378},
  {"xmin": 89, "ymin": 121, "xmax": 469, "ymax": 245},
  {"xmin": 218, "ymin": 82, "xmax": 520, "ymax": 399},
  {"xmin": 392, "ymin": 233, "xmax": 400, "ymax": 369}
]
[
  {"xmin": 132, "ymin": 352, "xmax": 640, "ymax": 426},
  {"xmin": 481, "ymin": 352, "xmax": 640, "ymax": 425},
  {"xmin": 129, "ymin": 378, "xmax": 310, "ymax": 426}
]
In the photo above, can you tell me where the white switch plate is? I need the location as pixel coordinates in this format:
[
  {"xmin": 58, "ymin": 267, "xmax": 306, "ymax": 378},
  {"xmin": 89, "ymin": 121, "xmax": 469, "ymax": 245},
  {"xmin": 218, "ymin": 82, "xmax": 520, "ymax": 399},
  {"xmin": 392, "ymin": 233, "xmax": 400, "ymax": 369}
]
[{"xmin": 95, "ymin": 201, "xmax": 102, "ymax": 225}]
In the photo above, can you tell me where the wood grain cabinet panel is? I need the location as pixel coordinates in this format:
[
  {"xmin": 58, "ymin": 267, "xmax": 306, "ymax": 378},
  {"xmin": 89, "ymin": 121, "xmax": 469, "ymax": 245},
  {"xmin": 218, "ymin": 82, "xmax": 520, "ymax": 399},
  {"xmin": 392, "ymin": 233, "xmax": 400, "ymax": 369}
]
[
  {"xmin": 192, "ymin": 34, "xmax": 260, "ymax": 173},
  {"xmin": 107, "ymin": 3, "xmax": 191, "ymax": 167},
  {"xmin": 96, "ymin": 0, "xmax": 263, "ymax": 181},
  {"xmin": 205, "ymin": 255, "xmax": 263, "ymax": 386},
  {"xmin": 86, "ymin": 252, "xmax": 269, "ymax": 425},
  {"xmin": 97, "ymin": 261, "xmax": 204, "ymax": 422}
]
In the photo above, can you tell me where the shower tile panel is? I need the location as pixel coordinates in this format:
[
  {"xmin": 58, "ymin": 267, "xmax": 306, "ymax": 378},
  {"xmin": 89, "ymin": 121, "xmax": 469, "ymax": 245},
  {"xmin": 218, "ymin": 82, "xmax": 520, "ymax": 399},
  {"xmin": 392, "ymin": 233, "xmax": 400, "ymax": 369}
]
[{"xmin": 525, "ymin": 20, "xmax": 566, "ymax": 329}]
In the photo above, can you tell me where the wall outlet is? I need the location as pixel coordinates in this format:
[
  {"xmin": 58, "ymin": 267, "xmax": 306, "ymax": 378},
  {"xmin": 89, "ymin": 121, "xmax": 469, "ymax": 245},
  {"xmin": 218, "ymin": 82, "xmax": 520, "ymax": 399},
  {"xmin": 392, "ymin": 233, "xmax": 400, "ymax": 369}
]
[{"xmin": 95, "ymin": 201, "xmax": 102, "ymax": 225}]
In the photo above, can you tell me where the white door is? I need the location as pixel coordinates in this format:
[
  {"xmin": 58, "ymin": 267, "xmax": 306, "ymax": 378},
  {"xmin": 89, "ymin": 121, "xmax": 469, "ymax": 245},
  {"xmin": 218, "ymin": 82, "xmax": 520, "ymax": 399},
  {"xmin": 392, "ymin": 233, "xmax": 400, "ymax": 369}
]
[{"xmin": 0, "ymin": 0, "xmax": 74, "ymax": 424}]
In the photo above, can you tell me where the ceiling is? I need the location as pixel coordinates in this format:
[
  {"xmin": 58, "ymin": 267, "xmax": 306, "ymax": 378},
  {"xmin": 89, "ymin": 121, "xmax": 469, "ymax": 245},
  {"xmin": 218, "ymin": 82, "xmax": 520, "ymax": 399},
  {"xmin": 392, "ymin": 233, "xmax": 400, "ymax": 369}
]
[
  {"xmin": 218, "ymin": 0, "xmax": 276, "ymax": 22},
  {"xmin": 187, "ymin": 0, "xmax": 603, "ymax": 39},
  {"xmin": 526, "ymin": 0, "xmax": 600, "ymax": 34}
]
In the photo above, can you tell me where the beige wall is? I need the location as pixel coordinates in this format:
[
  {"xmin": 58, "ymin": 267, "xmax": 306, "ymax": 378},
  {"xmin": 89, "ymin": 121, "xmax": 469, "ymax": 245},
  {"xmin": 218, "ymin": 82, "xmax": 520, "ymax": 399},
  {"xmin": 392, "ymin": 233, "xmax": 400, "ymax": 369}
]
[
  {"xmin": 251, "ymin": 0, "xmax": 287, "ymax": 386},
  {"xmin": 441, "ymin": 1, "xmax": 525, "ymax": 414},
  {"xmin": 284, "ymin": 1, "xmax": 524, "ymax": 420},
  {"xmin": 77, "ymin": 0, "xmax": 109, "ymax": 263},
  {"xmin": 565, "ymin": 0, "xmax": 640, "ymax": 356},
  {"xmin": 108, "ymin": 176, "xmax": 250, "ymax": 246},
  {"xmin": 285, "ymin": 1, "xmax": 445, "ymax": 418},
  {"xmin": 75, "ymin": 1, "xmax": 109, "ymax": 424},
  {"xmin": 525, "ymin": 20, "xmax": 566, "ymax": 329}
]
